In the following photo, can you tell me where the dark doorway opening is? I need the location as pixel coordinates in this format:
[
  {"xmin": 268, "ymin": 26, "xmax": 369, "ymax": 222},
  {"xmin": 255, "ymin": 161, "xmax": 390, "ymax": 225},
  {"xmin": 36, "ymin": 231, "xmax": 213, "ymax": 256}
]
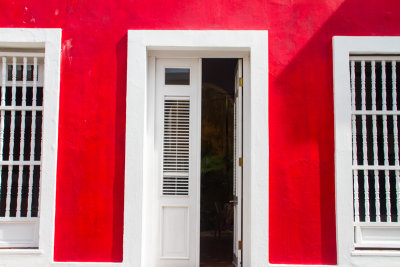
[{"xmin": 200, "ymin": 58, "xmax": 238, "ymax": 267}]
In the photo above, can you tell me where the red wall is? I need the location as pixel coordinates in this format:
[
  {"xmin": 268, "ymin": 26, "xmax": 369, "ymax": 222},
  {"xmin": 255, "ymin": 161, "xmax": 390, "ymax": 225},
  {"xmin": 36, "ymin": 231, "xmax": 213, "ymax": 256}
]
[{"xmin": 1, "ymin": 0, "xmax": 400, "ymax": 264}]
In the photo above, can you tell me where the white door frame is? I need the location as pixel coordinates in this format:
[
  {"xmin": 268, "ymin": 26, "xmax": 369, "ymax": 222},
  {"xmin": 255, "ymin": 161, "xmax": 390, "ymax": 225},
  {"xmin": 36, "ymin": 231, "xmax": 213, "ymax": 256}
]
[{"xmin": 124, "ymin": 30, "xmax": 268, "ymax": 267}]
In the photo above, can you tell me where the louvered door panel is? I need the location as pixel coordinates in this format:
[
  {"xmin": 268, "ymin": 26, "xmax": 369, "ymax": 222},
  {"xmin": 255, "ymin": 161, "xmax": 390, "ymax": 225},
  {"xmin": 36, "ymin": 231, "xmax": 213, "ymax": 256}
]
[{"xmin": 162, "ymin": 98, "xmax": 190, "ymax": 196}]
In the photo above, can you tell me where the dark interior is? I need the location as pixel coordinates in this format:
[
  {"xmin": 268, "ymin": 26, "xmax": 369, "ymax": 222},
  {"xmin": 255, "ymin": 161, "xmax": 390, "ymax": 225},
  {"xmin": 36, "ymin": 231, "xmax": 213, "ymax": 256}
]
[{"xmin": 200, "ymin": 58, "xmax": 237, "ymax": 267}]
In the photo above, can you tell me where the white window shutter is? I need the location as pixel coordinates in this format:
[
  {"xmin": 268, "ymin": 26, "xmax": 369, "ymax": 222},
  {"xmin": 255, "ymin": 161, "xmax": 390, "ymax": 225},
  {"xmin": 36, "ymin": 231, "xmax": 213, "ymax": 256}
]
[{"xmin": 350, "ymin": 56, "xmax": 400, "ymax": 248}]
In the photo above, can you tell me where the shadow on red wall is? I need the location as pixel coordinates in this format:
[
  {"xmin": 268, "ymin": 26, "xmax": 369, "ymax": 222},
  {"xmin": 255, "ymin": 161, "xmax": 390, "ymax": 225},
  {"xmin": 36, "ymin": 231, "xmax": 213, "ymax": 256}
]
[
  {"xmin": 112, "ymin": 34, "xmax": 127, "ymax": 262},
  {"xmin": 269, "ymin": 0, "xmax": 400, "ymax": 264}
]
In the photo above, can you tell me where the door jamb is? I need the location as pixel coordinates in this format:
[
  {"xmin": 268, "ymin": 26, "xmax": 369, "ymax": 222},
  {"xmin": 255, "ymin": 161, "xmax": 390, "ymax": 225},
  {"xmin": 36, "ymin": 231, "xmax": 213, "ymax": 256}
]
[{"xmin": 150, "ymin": 53, "xmax": 247, "ymax": 267}]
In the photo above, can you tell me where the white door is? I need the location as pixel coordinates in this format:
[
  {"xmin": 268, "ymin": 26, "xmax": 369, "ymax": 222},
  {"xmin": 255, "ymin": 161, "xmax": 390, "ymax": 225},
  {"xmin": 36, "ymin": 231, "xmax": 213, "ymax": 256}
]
[
  {"xmin": 155, "ymin": 58, "xmax": 202, "ymax": 267},
  {"xmin": 233, "ymin": 59, "xmax": 243, "ymax": 267}
]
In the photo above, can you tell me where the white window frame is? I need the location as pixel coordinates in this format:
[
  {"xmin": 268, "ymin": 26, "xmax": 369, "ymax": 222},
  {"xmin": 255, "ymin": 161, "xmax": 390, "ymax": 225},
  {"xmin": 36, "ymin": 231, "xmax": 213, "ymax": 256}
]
[
  {"xmin": 334, "ymin": 36, "xmax": 400, "ymax": 266},
  {"xmin": 124, "ymin": 30, "xmax": 268, "ymax": 267},
  {"xmin": 0, "ymin": 28, "xmax": 61, "ymax": 265}
]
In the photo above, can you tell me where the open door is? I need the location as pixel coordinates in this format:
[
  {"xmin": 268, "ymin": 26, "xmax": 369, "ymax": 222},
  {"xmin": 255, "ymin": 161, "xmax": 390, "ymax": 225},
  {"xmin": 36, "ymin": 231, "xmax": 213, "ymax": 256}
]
[{"xmin": 232, "ymin": 59, "xmax": 243, "ymax": 267}]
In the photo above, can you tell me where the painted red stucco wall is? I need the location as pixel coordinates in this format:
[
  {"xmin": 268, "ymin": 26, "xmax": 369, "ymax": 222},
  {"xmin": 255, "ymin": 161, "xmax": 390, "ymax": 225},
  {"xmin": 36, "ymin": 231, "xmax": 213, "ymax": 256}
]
[{"xmin": 1, "ymin": 0, "xmax": 400, "ymax": 264}]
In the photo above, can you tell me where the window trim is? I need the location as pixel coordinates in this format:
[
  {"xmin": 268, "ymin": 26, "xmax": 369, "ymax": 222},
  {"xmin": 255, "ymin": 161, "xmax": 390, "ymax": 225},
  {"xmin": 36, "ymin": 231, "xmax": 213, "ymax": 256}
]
[
  {"xmin": 334, "ymin": 36, "xmax": 400, "ymax": 265},
  {"xmin": 0, "ymin": 28, "xmax": 61, "ymax": 261}
]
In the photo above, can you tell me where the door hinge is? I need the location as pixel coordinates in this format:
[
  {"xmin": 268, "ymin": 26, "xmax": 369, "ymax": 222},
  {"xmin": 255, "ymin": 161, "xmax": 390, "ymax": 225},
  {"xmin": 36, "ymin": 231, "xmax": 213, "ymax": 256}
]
[
  {"xmin": 239, "ymin": 77, "xmax": 243, "ymax": 87},
  {"xmin": 239, "ymin": 157, "xmax": 243, "ymax": 167},
  {"xmin": 238, "ymin": 240, "xmax": 242, "ymax": 250}
]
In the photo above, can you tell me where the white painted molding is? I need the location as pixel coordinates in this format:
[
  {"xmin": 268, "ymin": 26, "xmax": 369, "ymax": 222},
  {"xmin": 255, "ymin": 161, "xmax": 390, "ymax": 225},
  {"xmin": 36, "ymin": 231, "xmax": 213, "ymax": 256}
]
[
  {"xmin": 333, "ymin": 36, "xmax": 400, "ymax": 267},
  {"xmin": 125, "ymin": 30, "xmax": 268, "ymax": 267},
  {"xmin": 0, "ymin": 28, "xmax": 61, "ymax": 266}
]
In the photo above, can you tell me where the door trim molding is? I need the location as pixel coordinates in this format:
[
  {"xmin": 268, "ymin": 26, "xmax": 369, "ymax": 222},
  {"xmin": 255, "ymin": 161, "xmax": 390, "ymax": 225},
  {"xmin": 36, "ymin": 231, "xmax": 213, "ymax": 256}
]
[{"xmin": 125, "ymin": 30, "xmax": 269, "ymax": 267}]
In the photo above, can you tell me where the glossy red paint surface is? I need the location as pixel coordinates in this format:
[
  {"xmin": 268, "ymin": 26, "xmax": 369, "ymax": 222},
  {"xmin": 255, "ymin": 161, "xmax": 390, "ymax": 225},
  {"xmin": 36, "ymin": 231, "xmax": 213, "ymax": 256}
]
[{"xmin": 0, "ymin": 0, "xmax": 400, "ymax": 264}]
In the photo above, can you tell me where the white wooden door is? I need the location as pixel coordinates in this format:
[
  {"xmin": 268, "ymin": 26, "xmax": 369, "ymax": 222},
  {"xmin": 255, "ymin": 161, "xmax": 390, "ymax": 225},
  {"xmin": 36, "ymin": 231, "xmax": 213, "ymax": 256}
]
[
  {"xmin": 233, "ymin": 59, "xmax": 243, "ymax": 267},
  {"xmin": 155, "ymin": 58, "xmax": 201, "ymax": 267}
]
